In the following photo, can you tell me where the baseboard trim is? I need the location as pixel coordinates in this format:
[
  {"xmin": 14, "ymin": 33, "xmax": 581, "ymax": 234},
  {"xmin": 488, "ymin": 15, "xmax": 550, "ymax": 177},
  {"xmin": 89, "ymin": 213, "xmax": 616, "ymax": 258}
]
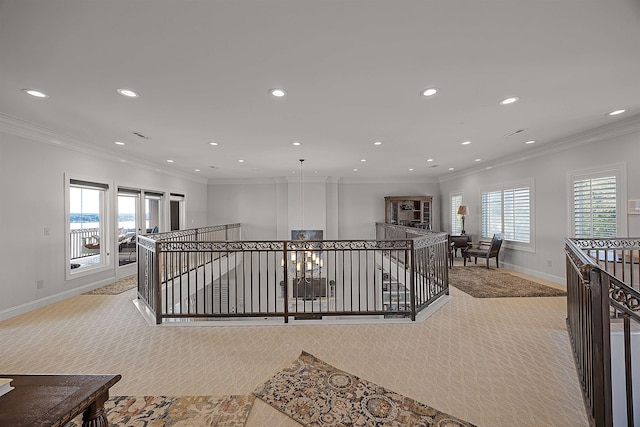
[
  {"xmin": 501, "ymin": 262, "xmax": 565, "ymax": 286},
  {"xmin": 0, "ymin": 278, "xmax": 114, "ymax": 322}
]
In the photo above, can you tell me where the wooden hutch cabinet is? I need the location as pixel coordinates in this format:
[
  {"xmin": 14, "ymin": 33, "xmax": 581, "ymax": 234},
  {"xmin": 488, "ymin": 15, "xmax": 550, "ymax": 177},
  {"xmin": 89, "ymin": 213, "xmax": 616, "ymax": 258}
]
[{"xmin": 384, "ymin": 196, "xmax": 433, "ymax": 229}]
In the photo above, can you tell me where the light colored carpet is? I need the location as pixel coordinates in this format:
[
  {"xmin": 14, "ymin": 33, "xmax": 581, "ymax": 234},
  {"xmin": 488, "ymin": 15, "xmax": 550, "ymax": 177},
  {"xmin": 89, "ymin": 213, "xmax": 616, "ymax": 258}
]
[
  {"xmin": 449, "ymin": 266, "xmax": 567, "ymax": 298},
  {"xmin": 0, "ymin": 268, "xmax": 587, "ymax": 427}
]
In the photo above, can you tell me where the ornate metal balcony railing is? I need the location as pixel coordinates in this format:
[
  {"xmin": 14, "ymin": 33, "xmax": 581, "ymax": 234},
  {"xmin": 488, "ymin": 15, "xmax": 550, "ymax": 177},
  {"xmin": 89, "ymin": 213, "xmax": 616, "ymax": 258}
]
[
  {"xmin": 136, "ymin": 223, "xmax": 449, "ymax": 325},
  {"xmin": 565, "ymin": 238, "xmax": 640, "ymax": 427}
]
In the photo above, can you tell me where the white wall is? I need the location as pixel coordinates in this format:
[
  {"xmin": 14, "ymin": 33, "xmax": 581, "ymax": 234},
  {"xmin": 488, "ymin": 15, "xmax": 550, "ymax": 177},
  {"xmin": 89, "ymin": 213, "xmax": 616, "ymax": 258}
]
[
  {"xmin": 438, "ymin": 118, "xmax": 640, "ymax": 283},
  {"xmin": 207, "ymin": 180, "xmax": 279, "ymax": 240},
  {"xmin": 338, "ymin": 180, "xmax": 441, "ymax": 239},
  {"xmin": 207, "ymin": 178, "xmax": 442, "ymax": 241},
  {"xmin": 0, "ymin": 131, "xmax": 208, "ymax": 318}
]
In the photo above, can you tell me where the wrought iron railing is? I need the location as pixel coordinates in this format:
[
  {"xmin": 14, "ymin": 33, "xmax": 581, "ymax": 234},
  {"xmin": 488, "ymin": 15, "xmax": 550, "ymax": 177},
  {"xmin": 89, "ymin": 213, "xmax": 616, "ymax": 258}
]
[
  {"xmin": 565, "ymin": 238, "xmax": 640, "ymax": 427},
  {"xmin": 136, "ymin": 223, "xmax": 449, "ymax": 325}
]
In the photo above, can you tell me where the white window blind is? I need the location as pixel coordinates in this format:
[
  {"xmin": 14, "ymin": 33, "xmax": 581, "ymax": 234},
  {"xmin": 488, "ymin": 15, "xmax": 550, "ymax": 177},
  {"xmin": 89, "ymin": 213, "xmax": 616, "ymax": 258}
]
[
  {"xmin": 573, "ymin": 175, "xmax": 617, "ymax": 238},
  {"xmin": 481, "ymin": 186, "xmax": 531, "ymax": 243},
  {"xmin": 451, "ymin": 194, "xmax": 463, "ymax": 234},
  {"xmin": 481, "ymin": 190, "xmax": 502, "ymax": 238},
  {"xmin": 504, "ymin": 187, "xmax": 530, "ymax": 243}
]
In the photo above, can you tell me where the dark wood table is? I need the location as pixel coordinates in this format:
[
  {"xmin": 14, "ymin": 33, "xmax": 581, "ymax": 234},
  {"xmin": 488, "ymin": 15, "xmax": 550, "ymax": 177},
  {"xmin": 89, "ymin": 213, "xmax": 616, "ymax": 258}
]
[{"xmin": 0, "ymin": 374, "xmax": 121, "ymax": 427}]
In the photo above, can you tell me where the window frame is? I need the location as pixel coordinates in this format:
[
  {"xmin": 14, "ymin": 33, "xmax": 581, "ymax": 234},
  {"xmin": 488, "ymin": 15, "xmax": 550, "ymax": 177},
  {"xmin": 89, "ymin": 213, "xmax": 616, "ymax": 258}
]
[
  {"xmin": 567, "ymin": 163, "xmax": 627, "ymax": 239},
  {"xmin": 479, "ymin": 179, "xmax": 535, "ymax": 253},
  {"xmin": 65, "ymin": 174, "xmax": 113, "ymax": 279},
  {"xmin": 450, "ymin": 192, "xmax": 463, "ymax": 235},
  {"xmin": 117, "ymin": 188, "xmax": 141, "ymax": 268}
]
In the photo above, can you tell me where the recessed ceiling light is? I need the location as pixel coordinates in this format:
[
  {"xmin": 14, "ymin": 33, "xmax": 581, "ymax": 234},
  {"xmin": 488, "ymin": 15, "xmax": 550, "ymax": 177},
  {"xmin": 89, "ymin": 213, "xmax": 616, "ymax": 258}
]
[
  {"xmin": 269, "ymin": 88, "xmax": 286, "ymax": 97},
  {"xmin": 373, "ymin": 141, "xmax": 382, "ymax": 146},
  {"xmin": 22, "ymin": 89, "xmax": 48, "ymax": 98},
  {"xmin": 426, "ymin": 158, "xmax": 434, "ymax": 162},
  {"xmin": 292, "ymin": 142, "xmax": 301, "ymax": 146},
  {"xmin": 486, "ymin": 166, "xmax": 493, "ymax": 170},
  {"xmin": 500, "ymin": 97, "xmax": 519, "ymax": 105},
  {"xmin": 525, "ymin": 140, "xmax": 536, "ymax": 144},
  {"xmin": 209, "ymin": 142, "xmax": 219, "ymax": 146},
  {"xmin": 607, "ymin": 109, "xmax": 626, "ymax": 116},
  {"xmin": 448, "ymin": 167, "xmax": 455, "ymax": 171},
  {"xmin": 166, "ymin": 159, "xmax": 174, "ymax": 163},
  {"xmin": 114, "ymin": 141, "xmax": 125, "ymax": 146},
  {"xmin": 238, "ymin": 159, "xmax": 245, "ymax": 163},
  {"xmin": 194, "ymin": 169, "xmax": 200, "ymax": 172},
  {"xmin": 409, "ymin": 168, "xmax": 414, "ymax": 171},
  {"xmin": 353, "ymin": 168, "xmax": 359, "ymax": 172},
  {"xmin": 420, "ymin": 88, "xmax": 438, "ymax": 97},
  {"xmin": 360, "ymin": 159, "xmax": 367, "ymax": 162},
  {"xmin": 117, "ymin": 88, "xmax": 139, "ymax": 98},
  {"xmin": 461, "ymin": 141, "xmax": 472, "ymax": 145},
  {"xmin": 475, "ymin": 158, "xmax": 482, "ymax": 162}
]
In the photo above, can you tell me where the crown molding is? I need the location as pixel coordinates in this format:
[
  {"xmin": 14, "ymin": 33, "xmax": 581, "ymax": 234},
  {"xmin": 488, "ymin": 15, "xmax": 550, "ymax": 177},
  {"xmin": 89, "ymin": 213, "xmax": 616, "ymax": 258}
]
[
  {"xmin": 439, "ymin": 113, "xmax": 640, "ymax": 183},
  {"xmin": 337, "ymin": 176, "xmax": 440, "ymax": 184},
  {"xmin": 208, "ymin": 176, "xmax": 338, "ymax": 185},
  {"xmin": 207, "ymin": 175, "xmax": 439, "ymax": 185},
  {"xmin": 207, "ymin": 177, "xmax": 283, "ymax": 185},
  {"xmin": 0, "ymin": 113, "xmax": 208, "ymax": 185}
]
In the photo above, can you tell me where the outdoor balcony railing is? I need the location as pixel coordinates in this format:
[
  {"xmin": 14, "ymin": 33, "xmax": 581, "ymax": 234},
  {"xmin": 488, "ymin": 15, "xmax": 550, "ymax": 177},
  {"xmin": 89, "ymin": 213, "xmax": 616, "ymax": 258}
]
[
  {"xmin": 69, "ymin": 227, "xmax": 101, "ymax": 260},
  {"xmin": 136, "ymin": 223, "xmax": 449, "ymax": 325}
]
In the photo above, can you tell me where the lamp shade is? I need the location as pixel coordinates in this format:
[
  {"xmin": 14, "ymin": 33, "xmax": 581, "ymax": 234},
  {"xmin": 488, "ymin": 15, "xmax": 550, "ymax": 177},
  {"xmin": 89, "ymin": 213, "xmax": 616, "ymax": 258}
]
[{"xmin": 457, "ymin": 205, "xmax": 469, "ymax": 216}]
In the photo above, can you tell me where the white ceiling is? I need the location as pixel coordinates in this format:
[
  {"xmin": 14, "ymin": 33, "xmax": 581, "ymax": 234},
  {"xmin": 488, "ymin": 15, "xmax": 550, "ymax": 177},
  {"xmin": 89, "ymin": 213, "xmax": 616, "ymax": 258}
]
[{"xmin": 2, "ymin": 0, "xmax": 640, "ymax": 180}]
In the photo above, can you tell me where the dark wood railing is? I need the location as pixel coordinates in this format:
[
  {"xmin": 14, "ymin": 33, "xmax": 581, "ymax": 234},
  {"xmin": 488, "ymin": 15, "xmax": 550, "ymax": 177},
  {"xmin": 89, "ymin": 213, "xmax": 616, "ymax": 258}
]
[
  {"xmin": 565, "ymin": 238, "xmax": 640, "ymax": 427},
  {"xmin": 136, "ymin": 223, "xmax": 449, "ymax": 325}
]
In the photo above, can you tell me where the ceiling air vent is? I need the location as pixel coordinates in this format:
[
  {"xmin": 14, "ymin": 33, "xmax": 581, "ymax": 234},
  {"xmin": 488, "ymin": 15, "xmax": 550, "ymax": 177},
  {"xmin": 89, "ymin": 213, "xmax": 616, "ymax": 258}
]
[
  {"xmin": 506, "ymin": 129, "xmax": 525, "ymax": 137},
  {"xmin": 131, "ymin": 131, "xmax": 152, "ymax": 140}
]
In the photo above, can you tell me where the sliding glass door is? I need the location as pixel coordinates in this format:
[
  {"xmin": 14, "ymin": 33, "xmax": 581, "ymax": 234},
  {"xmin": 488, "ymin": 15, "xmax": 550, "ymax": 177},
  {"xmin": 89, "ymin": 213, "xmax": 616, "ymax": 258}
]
[
  {"xmin": 144, "ymin": 192, "xmax": 163, "ymax": 233},
  {"xmin": 117, "ymin": 189, "xmax": 139, "ymax": 267}
]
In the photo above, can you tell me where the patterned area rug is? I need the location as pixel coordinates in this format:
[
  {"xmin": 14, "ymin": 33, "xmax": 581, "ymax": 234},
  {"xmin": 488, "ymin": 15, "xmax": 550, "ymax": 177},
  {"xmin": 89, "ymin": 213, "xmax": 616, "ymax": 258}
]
[
  {"xmin": 449, "ymin": 266, "xmax": 566, "ymax": 298},
  {"xmin": 66, "ymin": 395, "xmax": 255, "ymax": 426},
  {"xmin": 83, "ymin": 275, "xmax": 137, "ymax": 295},
  {"xmin": 253, "ymin": 351, "xmax": 475, "ymax": 426}
]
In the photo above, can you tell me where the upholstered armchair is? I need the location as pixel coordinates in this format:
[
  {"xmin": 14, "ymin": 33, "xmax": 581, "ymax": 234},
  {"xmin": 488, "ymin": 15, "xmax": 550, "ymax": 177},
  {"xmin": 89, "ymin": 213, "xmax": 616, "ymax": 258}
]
[{"xmin": 464, "ymin": 233, "xmax": 504, "ymax": 269}]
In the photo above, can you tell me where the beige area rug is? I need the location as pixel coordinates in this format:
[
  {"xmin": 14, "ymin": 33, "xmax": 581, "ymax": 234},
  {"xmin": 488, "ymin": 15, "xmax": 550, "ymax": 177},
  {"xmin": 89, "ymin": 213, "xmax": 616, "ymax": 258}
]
[
  {"xmin": 66, "ymin": 395, "xmax": 255, "ymax": 426},
  {"xmin": 83, "ymin": 275, "xmax": 137, "ymax": 295},
  {"xmin": 449, "ymin": 266, "xmax": 566, "ymax": 298},
  {"xmin": 253, "ymin": 351, "xmax": 475, "ymax": 427}
]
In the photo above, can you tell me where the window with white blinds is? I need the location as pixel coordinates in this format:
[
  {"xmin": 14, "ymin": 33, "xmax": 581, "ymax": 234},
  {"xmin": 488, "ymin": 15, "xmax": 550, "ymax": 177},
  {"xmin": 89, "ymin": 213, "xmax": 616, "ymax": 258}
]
[
  {"xmin": 451, "ymin": 193, "xmax": 463, "ymax": 234},
  {"xmin": 572, "ymin": 175, "xmax": 617, "ymax": 238},
  {"xmin": 481, "ymin": 185, "xmax": 531, "ymax": 244},
  {"xmin": 504, "ymin": 187, "xmax": 531, "ymax": 243}
]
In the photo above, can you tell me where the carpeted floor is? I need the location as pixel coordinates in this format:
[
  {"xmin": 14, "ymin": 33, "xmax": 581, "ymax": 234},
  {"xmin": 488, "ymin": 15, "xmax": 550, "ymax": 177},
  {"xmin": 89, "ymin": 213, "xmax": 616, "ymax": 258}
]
[
  {"xmin": 67, "ymin": 395, "xmax": 255, "ymax": 426},
  {"xmin": 448, "ymin": 266, "xmax": 567, "ymax": 298},
  {"xmin": 83, "ymin": 275, "xmax": 137, "ymax": 295},
  {"xmin": 0, "ymin": 269, "xmax": 588, "ymax": 427},
  {"xmin": 253, "ymin": 351, "xmax": 475, "ymax": 426}
]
